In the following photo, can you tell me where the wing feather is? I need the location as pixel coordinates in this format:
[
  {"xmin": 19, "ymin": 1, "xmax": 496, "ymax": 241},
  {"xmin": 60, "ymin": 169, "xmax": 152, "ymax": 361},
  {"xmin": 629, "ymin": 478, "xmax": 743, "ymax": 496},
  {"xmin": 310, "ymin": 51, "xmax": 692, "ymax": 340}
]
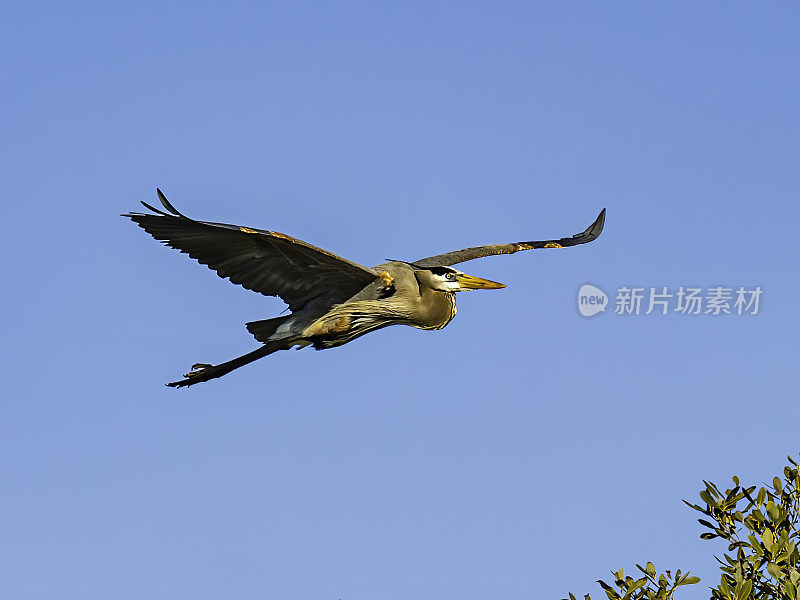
[
  {"xmin": 412, "ymin": 208, "xmax": 605, "ymax": 268},
  {"xmin": 124, "ymin": 190, "xmax": 378, "ymax": 312}
]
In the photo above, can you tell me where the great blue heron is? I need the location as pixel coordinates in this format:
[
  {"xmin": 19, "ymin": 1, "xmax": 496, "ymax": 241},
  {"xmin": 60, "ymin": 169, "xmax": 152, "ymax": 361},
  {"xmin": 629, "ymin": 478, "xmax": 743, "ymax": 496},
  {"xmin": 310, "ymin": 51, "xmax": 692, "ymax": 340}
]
[{"xmin": 124, "ymin": 190, "xmax": 605, "ymax": 387}]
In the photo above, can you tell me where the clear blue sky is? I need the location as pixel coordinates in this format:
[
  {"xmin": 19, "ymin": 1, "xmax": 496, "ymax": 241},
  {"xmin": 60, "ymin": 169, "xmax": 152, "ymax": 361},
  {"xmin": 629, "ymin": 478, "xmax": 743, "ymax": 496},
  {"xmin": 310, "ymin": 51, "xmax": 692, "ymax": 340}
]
[{"xmin": 2, "ymin": 2, "xmax": 798, "ymax": 599}]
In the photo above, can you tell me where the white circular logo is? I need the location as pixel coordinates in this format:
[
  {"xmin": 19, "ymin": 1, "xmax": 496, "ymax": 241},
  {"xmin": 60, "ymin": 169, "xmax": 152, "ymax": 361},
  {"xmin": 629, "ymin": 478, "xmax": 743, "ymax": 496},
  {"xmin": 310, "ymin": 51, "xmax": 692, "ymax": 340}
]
[{"xmin": 577, "ymin": 284, "xmax": 608, "ymax": 317}]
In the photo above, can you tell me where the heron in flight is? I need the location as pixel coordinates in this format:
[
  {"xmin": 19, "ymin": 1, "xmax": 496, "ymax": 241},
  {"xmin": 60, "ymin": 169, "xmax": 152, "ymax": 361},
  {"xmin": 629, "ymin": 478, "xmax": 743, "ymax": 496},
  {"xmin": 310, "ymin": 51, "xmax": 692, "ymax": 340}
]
[{"xmin": 125, "ymin": 191, "xmax": 605, "ymax": 387}]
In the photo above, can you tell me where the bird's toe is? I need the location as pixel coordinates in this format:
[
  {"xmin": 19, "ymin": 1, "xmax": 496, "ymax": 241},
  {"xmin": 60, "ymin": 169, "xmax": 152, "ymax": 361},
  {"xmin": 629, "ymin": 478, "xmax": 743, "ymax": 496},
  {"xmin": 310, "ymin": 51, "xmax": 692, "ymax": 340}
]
[{"xmin": 184, "ymin": 363, "xmax": 212, "ymax": 378}]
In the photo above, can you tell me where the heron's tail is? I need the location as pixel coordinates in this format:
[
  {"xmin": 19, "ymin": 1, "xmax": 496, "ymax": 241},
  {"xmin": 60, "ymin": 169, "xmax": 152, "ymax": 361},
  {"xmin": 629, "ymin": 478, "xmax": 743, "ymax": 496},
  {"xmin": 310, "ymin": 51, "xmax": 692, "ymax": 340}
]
[
  {"xmin": 245, "ymin": 315, "xmax": 292, "ymax": 343},
  {"xmin": 166, "ymin": 339, "xmax": 295, "ymax": 388}
]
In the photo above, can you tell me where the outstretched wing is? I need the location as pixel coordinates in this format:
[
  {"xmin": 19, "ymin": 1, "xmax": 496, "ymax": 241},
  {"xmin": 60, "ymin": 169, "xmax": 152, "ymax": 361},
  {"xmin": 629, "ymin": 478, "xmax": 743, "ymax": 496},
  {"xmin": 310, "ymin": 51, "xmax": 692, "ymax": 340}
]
[
  {"xmin": 124, "ymin": 190, "xmax": 379, "ymax": 312},
  {"xmin": 411, "ymin": 208, "xmax": 606, "ymax": 268}
]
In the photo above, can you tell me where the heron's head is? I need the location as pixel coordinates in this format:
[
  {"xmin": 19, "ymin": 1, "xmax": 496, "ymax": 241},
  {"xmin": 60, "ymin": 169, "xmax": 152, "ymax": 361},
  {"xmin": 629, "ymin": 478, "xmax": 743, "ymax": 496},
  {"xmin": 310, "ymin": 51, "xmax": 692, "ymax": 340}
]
[{"xmin": 414, "ymin": 266, "xmax": 506, "ymax": 293}]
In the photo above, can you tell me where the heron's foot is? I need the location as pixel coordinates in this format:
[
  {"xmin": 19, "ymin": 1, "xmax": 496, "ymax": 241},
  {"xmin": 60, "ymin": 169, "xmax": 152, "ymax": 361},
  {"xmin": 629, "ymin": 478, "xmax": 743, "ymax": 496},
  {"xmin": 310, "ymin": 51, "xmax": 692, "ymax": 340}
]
[
  {"xmin": 166, "ymin": 363, "xmax": 216, "ymax": 388},
  {"xmin": 185, "ymin": 363, "xmax": 213, "ymax": 378}
]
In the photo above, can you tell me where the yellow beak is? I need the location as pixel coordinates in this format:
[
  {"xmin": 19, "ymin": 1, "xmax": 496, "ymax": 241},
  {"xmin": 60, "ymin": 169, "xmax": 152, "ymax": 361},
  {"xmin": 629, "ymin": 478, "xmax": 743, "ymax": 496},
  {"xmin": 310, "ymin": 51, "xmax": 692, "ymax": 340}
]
[{"xmin": 455, "ymin": 274, "xmax": 506, "ymax": 290}]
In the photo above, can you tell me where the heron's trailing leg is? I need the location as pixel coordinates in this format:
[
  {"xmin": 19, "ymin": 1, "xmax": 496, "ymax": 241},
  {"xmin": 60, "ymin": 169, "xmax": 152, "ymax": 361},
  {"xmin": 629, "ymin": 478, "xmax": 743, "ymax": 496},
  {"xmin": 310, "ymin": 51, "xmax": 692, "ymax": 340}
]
[{"xmin": 166, "ymin": 341, "xmax": 294, "ymax": 388}]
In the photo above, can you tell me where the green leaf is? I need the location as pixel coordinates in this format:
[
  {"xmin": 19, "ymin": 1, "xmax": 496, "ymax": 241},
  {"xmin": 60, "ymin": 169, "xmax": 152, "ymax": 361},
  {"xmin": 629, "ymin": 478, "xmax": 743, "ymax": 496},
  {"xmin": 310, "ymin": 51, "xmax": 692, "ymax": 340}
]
[
  {"xmin": 766, "ymin": 562, "xmax": 781, "ymax": 580},
  {"xmin": 720, "ymin": 578, "xmax": 732, "ymax": 596},
  {"xmin": 786, "ymin": 581, "xmax": 797, "ymax": 598},
  {"xmin": 771, "ymin": 508, "xmax": 782, "ymax": 524},
  {"xmin": 682, "ymin": 500, "xmax": 706, "ymax": 513},
  {"xmin": 646, "ymin": 563, "xmax": 656, "ymax": 577},
  {"xmin": 597, "ymin": 580, "xmax": 614, "ymax": 592},
  {"xmin": 776, "ymin": 530, "xmax": 790, "ymax": 552},
  {"xmin": 766, "ymin": 501, "xmax": 780, "ymax": 522},
  {"xmin": 773, "ymin": 477, "xmax": 782, "ymax": 493},
  {"xmin": 700, "ymin": 490, "xmax": 719, "ymax": 508},
  {"xmin": 735, "ymin": 579, "xmax": 752, "ymax": 600},
  {"xmin": 698, "ymin": 518, "xmax": 716, "ymax": 529},
  {"xmin": 762, "ymin": 528, "xmax": 774, "ymax": 549},
  {"xmin": 706, "ymin": 480, "xmax": 722, "ymax": 496},
  {"xmin": 628, "ymin": 579, "xmax": 646, "ymax": 593},
  {"xmin": 681, "ymin": 576, "xmax": 701, "ymax": 585},
  {"xmin": 733, "ymin": 566, "xmax": 743, "ymax": 584}
]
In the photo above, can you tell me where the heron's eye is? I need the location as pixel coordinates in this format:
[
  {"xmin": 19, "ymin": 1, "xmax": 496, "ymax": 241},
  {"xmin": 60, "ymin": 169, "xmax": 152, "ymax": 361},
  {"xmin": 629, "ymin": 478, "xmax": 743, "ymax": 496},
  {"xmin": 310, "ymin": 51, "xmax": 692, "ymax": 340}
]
[{"xmin": 446, "ymin": 273, "xmax": 455, "ymax": 280}]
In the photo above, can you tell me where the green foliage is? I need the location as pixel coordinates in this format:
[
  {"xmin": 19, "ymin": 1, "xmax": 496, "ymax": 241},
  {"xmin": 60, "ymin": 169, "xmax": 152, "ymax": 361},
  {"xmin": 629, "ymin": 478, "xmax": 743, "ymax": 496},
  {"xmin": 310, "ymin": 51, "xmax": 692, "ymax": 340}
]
[
  {"xmin": 565, "ymin": 455, "xmax": 800, "ymax": 600},
  {"xmin": 685, "ymin": 454, "xmax": 800, "ymax": 599},
  {"xmin": 564, "ymin": 565, "xmax": 699, "ymax": 600}
]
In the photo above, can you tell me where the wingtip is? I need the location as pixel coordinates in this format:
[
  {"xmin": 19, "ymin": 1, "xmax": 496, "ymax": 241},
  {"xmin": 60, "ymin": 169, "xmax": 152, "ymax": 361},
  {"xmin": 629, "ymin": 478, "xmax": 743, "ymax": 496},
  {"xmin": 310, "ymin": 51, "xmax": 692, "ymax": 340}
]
[
  {"xmin": 155, "ymin": 188, "xmax": 188, "ymax": 218},
  {"xmin": 156, "ymin": 188, "xmax": 170, "ymax": 210},
  {"xmin": 588, "ymin": 207, "xmax": 606, "ymax": 239}
]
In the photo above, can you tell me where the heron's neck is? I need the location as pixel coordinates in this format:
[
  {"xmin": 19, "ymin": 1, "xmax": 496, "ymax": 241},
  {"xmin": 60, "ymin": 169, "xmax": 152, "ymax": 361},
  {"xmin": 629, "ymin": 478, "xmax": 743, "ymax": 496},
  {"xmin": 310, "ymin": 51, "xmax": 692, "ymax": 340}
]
[{"xmin": 416, "ymin": 288, "xmax": 457, "ymax": 330}]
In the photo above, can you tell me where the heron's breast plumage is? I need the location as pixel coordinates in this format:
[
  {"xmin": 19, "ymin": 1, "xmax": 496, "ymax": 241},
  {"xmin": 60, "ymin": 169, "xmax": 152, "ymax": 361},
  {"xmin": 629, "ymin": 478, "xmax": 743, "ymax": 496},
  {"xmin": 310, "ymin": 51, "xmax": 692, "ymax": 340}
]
[{"xmin": 412, "ymin": 291, "xmax": 457, "ymax": 330}]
